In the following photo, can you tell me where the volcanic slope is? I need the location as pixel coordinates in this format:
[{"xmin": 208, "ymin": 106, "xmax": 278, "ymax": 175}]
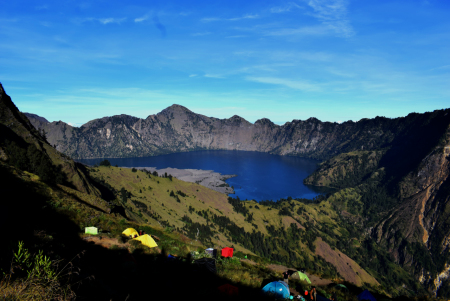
[
  {"xmin": 304, "ymin": 113, "xmax": 450, "ymax": 295},
  {"xmin": 24, "ymin": 105, "xmax": 450, "ymax": 161}
]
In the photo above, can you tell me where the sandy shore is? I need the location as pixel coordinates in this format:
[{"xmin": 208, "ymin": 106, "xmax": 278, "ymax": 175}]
[{"xmin": 133, "ymin": 167, "xmax": 236, "ymax": 195}]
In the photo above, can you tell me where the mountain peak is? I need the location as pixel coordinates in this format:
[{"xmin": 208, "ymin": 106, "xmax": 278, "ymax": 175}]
[{"xmin": 166, "ymin": 104, "xmax": 191, "ymax": 112}]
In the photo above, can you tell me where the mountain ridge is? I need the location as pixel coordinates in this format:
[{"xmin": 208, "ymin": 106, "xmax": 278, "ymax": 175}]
[{"xmin": 24, "ymin": 105, "xmax": 450, "ymax": 161}]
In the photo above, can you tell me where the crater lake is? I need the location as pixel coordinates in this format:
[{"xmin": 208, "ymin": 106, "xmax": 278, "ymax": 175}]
[{"xmin": 77, "ymin": 150, "xmax": 329, "ymax": 201}]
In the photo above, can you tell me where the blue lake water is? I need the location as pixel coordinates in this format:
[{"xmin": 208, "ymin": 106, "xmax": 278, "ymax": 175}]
[{"xmin": 77, "ymin": 150, "xmax": 329, "ymax": 202}]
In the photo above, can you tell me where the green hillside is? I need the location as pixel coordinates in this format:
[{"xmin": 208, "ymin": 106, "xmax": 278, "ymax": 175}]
[{"xmin": 0, "ymin": 83, "xmax": 436, "ymax": 300}]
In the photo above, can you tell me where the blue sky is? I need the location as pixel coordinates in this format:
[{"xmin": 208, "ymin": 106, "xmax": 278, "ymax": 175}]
[{"xmin": 1, "ymin": 0, "xmax": 449, "ymax": 126}]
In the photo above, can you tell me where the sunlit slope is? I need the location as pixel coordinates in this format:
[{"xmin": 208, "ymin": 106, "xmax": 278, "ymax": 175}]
[{"xmin": 91, "ymin": 166, "xmax": 379, "ymax": 286}]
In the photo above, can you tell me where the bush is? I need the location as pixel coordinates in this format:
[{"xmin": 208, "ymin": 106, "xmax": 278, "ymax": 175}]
[
  {"xmin": 0, "ymin": 241, "xmax": 77, "ymax": 300},
  {"xmin": 99, "ymin": 160, "xmax": 111, "ymax": 167}
]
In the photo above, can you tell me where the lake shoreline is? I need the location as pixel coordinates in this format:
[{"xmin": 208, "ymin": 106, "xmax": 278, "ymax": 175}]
[{"xmin": 130, "ymin": 167, "xmax": 236, "ymax": 195}]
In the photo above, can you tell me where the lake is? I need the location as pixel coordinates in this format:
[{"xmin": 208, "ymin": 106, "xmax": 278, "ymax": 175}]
[{"xmin": 77, "ymin": 150, "xmax": 329, "ymax": 202}]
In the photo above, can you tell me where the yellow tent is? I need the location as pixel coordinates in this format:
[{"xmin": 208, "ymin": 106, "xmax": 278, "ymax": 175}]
[
  {"xmin": 122, "ymin": 228, "xmax": 139, "ymax": 237},
  {"xmin": 133, "ymin": 234, "xmax": 158, "ymax": 248}
]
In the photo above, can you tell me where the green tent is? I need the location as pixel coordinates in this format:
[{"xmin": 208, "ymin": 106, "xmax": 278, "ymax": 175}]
[
  {"xmin": 85, "ymin": 227, "xmax": 98, "ymax": 235},
  {"xmin": 292, "ymin": 271, "xmax": 311, "ymax": 284},
  {"xmin": 335, "ymin": 284, "xmax": 348, "ymax": 290}
]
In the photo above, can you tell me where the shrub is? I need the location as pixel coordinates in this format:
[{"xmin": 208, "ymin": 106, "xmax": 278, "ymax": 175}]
[
  {"xmin": 0, "ymin": 241, "xmax": 77, "ymax": 300},
  {"xmin": 99, "ymin": 159, "xmax": 111, "ymax": 167}
]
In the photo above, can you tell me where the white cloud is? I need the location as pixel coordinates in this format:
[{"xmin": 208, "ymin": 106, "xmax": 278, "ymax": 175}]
[
  {"xmin": 80, "ymin": 17, "xmax": 127, "ymax": 25},
  {"xmin": 189, "ymin": 74, "xmax": 197, "ymax": 77},
  {"xmin": 270, "ymin": 2, "xmax": 303, "ymax": 13},
  {"xmin": 192, "ymin": 32, "xmax": 211, "ymax": 36},
  {"xmin": 35, "ymin": 5, "xmax": 49, "ymax": 10},
  {"xmin": 99, "ymin": 18, "xmax": 126, "ymax": 25},
  {"xmin": 303, "ymin": 0, "xmax": 354, "ymax": 37},
  {"xmin": 265, "ymin": 25, "xmax": 329, "ymax": 36},
  {"xmin": 246, "ymin": 76, "xmax": 320, "ymax": 91},
  {"xmin": 226, "ymin": 35, "xmax": 247, "ymax": 38},
  {"xmin": 135, "ymin": 14, "xmax": 149, "ymax": 23},
  {"xmin": 204, "ymin": 74, "xmax": 225, "ymax": 78},
  {"xmin": 201, "ymin": 14, "xmax": 259, "ymax": 22}
]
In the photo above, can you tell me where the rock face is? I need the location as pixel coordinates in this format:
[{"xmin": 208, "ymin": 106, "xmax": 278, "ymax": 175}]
[
  {"xmin": 302, "ymin": 111, "xmax": 450, "ymax": 294},
  {"xmin": 24, "ymin": 105, "xmax": 450, "ymax": 161},
  {"xmin": 0, "ymin": 83, "xmax": 101, "ymax": 197}
]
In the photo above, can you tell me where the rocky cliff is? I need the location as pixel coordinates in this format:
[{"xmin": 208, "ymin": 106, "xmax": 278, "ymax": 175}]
[
  {"xmin": 0, "ymin": 83, "xmax": 102, "ymax": 197},
  {"xmin": 24, "ymin": 104, "xmax": 450, "ymax": 162},
  {"xmin": 303, "ymin": 111, "xmax": 450, "ymax": 294}
]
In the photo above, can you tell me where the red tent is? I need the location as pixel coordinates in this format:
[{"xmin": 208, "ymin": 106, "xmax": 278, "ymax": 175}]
[
  {"xmin": 218, "ymin": 284, "xmax": 239, "ymax": 296},
  {"xmin": 221, "ymin": 247, "xmax": 234, "ymax": 258}
]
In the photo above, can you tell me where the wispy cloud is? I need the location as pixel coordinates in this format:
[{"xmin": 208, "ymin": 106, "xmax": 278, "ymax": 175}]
[
  {"xmin": 303, "ymin": 0, "xmax": 354, "ymax": 37},
  {"xmin": 80, "ymin": 17, "xmax": 127, "ymax": 25},
  {"xmin": 35, "ymin": 5, "xmax": 49, "ymax": 10},
  {"xmin": 265, "ymin": 25, "xmax": 329, "ymax": 36},
  {"xmin": 226, "ymin": 35, "xmax": 247, "ymax": 38},
  {"xmin": 99, "ymin": 17, "xmax": 126, "ymax": 25},
  {"xmin": 201, "ymin": 14, "xmax": 259, "ymax": 22},
  {"xmin": 192, "ymin": 32, "xmax": 211, "ymax": 36},
  {"xmin": 205, "ymin": 74, "xmax": 225, "ymax": 78},
  {"xmin": 429, "ymin": 64, "xmax": 450, "ymax": 71},
  {"xmin": 135, "ymin": 14, "xmax": 149, "ymax": 23},
  {"xmin": 189, "ymin": 74, "xmax": 197, "ymax": 77},
  {"xmin": 246, "ymin": 76, "xmax": 320, "ymax": 91},
  {"xmin": 271, "ymin": 2, "xmax": 303, "ymax": 13}
]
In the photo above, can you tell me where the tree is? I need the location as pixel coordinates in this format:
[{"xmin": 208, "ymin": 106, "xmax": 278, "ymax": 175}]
[
  {"xmin": 120, "ymin": 188, "xmax": 127, "ymax": 204},
  {"xmin": 99, "ymin": 159, "xmax": 111, "ymax": 167}
]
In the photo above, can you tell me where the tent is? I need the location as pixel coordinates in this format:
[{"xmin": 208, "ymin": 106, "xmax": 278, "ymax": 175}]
[
  {"xmin": 85, "ymin": 227, "xmax": 98, "ymax": 235},
  {"xmin": 221, "ymin": 247, "xmax": 234, "ymax": 258},
  {"xmin": 205, "ymin": 248, "xmax": 214, "ymax": 255},
  {"xmin": 334, "ymin": 284, "xmax": 348, "ymax": 290},
  {"xmin": 358, "ymin": 290, "xmax": 376, "ymax": 301},
  {"xmin": 218, "ymin": 284, "xmax": 239, "ymax": 296},
  {"xmin": 291, "ymin": 271, "xmax": 311, "ymax": 284},
  {"xmin": 122, "ymin": 228, "xmax": 139, "ymax": 237},
  {"xmin": 261, "ymin": 281, "xmax": 290, "ymax": 299},
  {"xmin": 193, "ymin": 258, "xmax": 217, "ymax": 273},
  {"xmin": 133, "ymin": 234, "xmax": 158, "ymax": 248}
]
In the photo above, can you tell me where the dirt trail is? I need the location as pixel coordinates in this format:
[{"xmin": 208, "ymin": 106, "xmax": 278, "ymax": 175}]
[{"xmin": 83, "ymin": 236, "xmax": 128, "ymax": 249}]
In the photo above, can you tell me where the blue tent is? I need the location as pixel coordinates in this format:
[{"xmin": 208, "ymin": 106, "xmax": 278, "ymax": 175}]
[
  {"xmin": 358, "ymin": 290, "xmax": 376, "ymax": 301},
  {"xmin": 261, "ymin": 281, "xmax": 290, "ymax": 299}
]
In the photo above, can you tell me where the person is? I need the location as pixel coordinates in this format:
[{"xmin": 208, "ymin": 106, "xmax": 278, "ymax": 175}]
[
  {"xmin": 139, "ymin": 230, "xmax": 142, "ymax": 236},
  {"xmin": 283, "ymin": 271, "xmax": 290, "ymax": 285},
  {"xmin": 332, "ymin": 293, "xmax": 337, "ymax": 301},
  {"xmin": 310, "ymin": 287, "xmax": 317, "ymax": 301}
]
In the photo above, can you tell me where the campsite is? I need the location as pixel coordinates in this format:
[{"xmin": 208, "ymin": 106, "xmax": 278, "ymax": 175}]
[{"xmin": 74, "ymin": 225, "xmax": 399, "ymax": 301}]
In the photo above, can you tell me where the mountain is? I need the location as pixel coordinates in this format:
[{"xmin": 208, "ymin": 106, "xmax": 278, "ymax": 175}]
[
  {"xmin": 25, "ymin": 103, "xmax": 450, "ymax": 294},
  {"xmin": 24, "ymin": 105, "xmax": 450, "ymax": 161},
  {"xmin": 0, "ymin": 84, "xmax": 103, "ymax": 196},
  {"xmin": 8, "ymin": 83, "xmax": 450, "ymax": 296},
  {"xmin": 304, "ymin": 113, "xmax": 450, "ymax": 294},
  {"xmin": 0, "ymin": 84, "xmax": 395, "ymax": 300}
]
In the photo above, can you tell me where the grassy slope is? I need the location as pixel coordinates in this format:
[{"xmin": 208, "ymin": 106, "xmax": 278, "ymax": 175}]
[{"xmin": 90, "ymin": 166, "xmax": 380, "ymax": 287}]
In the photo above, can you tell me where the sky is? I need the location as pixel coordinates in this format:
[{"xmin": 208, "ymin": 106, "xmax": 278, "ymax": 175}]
[{"xmin": 1, "ymin": 0, "xmax": 449, "ymax": 126}]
